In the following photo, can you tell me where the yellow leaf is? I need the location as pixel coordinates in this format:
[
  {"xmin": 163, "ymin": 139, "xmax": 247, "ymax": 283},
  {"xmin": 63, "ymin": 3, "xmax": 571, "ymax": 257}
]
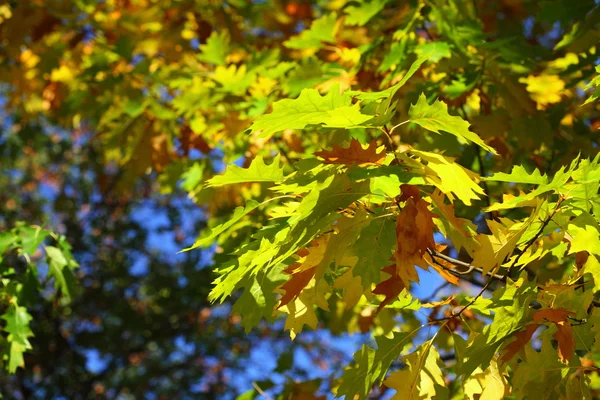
[
  {"xmin": 464, "ymin": 359, "xmax": 509, "ymax": 400},
  {"xmin": 333, "ymin": 269, "xmax": 364, "ymax": 309},
  {"xmin": 384, "ymin": 342, "xmax": 446, "ymax": 400},
  {"xmin": 412, "ymin": 150, "xmax": 485, "ymax": 205},
  {"xmin": 50, "ymin": 65, "xmax": 74, "ymax": 84},
  {"xmin": 20, "ymin": 49, "xmax": 40, "ymax": 69},
  {"xmin": 249, "ymin": 76, "xmax": 277, "ymax": 98},
  {"xmin": 281, "ymin": 278, "xmax": 329, "ymax": 339},
  {"xmin": 519, "ymin": 74, "xmax": 565, "ymax": 110},
  {"xmin": 470, "ymin": 219, "xmax": 523, "ymax": 275}
]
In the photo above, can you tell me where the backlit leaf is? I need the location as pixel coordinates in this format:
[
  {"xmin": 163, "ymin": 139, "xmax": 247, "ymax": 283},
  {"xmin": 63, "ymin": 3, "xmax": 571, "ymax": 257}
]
[{"xmin": 408, "ymin": 94, "xmax": 497, "ymax": 154}]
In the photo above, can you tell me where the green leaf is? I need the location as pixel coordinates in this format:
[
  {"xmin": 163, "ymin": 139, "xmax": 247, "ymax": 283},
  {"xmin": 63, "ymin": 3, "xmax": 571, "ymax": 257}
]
[
  {"xmin": 486, "ymin": 165, "xmax": 548, "ymax": 184},
  {"xmin": 487, "ymin": 158, "xmax": 578, "ymax": 211},
  {"xmin": 46, "ymin": 246, "xmax": 75, "ymax": 299},
  {"xmin": 411, "ymin": 150, "xmax": 485, "ymax": 206},
  {"xmin": 338, "ymin": 332, "xmax": 411, "ymax": 400},
  {"xmin": 583, "ymin": 255, "xmax": 600, "ymax": 292},
  {"xmin": 351, "ymin": 56, "xmax": 428, "ymax": 101},
  {"xmin": 408, "ymin": 94, "xmax": 497, "ymax": 154},
  {"xmin": 198, "ymin": 31, "xmax": 230, "ymax": 65},
  {"xmin": 345, "ymin": 0, "xmax": 388, "ymax": 26},
  {"xmin": 512, "ymin": 339, "xmax": 569, "ymax": 399},
  {"xmin": 460, "ymin": 275, "xmax": 537, "ymax": 377},
  {"xmin": 414, "ymin": 41, "xmax": 451, "ymax": 63},
  {"xmin": 184, "ymin": 200, "xmax": 260, "ymax": 251},
  {"xmin": 567, "ymin": 212, "xmax": 600, "ymax": 257},
  {"xmin": 18, "ymin": 226, "xmax": 50, "ymax": 257},
  {"xmin": 2, "ymin": 305, "xmax": 33, "ymax": 373},
  {"xmin": 206, "ymin": 155, "xmax": 284, "ymax": 187},
  {"xmin": 232, "ymin": 266, "xmax": 287, "ymax": 332},
  {"xmin": 0, "ymin": 232, "xmax": 17, "ymax": 261},
  {"xmin": 352, "ymin": 213, "xmax": 396, "ymax": 289},
  {"xmin": 284, "ymin": 13, "xmax": 337, "ymax": 49},
  {"xmin": 583, "ymin": 66, "xmax": 600, "ymax": 105},
  {"xmin": 248, "ymin": 86, "xmax": 371, "ymax": 138}
]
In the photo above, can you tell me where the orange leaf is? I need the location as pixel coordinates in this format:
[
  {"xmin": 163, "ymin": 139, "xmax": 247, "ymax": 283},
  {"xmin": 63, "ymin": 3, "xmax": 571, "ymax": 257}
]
[
  {"xmin": 533, "ymin": 308, "xmax": 576, "ymax": 363},
  {"xmin": 425, "ymin": 245, "xmax": 460, "ymax": 285},
  {"xmin": 554, "ymin": 320, "xmax": 575, "ymax": 363},
  {"xmin": 315, "ymin": 139, "xmax": 385, "ymax": 166},
  {"xmin": 532, "ymin": 308, "xmax": 575, "ymax": 324},
  {"xmin": 399, "ymin": 183, "xmax": 421, "ymax": 202},
  {"xmin": 422, "ymin": 294, "xmax": 457, "ymax": 308},
  {"xmin": 500, "ymin": 323, "xmax": 539, "ymax": 364},
  {"xmin": 278, "ymin": 266, "xmax": 316, "ymax": 308},
  {"xmin": 429, "ymin": 189, "xmax": 470, "ymax": 237},
  {"xmin": 372, "ymin": 264, "xmax": 406, "ymax": 313},
  {"xmin": 394, "ymin": 185, "xmax": 437, "ymax": 285}
]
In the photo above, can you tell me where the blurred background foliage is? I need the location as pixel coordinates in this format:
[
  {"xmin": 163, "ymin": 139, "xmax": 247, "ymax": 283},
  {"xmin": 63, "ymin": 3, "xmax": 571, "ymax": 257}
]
[{"xmin": 0, "ymin": 0, "xmax": 599, "ymax": 398}]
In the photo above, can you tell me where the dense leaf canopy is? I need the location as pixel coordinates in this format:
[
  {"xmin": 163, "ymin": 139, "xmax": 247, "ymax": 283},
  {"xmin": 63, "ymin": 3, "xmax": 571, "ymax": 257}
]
[{"xmin": 1, "ymin": 0, "xmax": 600, "ymax": 398}]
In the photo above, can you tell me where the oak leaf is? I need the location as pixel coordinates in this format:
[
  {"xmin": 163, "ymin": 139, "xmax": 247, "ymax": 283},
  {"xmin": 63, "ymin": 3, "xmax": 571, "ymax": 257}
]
[
  {"xmin": 394, "ymin": 185, "xmax": 436, "ymax": 285},
  {"xmin": 315, "ymin": 139, "xmax": 385, "ymax": 166},
  {"xmin": 372, "ymin": 264, "xmax": 405, "ymax": 313},
  {"xmin": 500, "ymin": 323, "xmax": 539, "ymax": 364},
  {"xmin": 533, "ymin": 308, "xmax": 576, "ymax": 363},
  {"xmin": 501, "ymin": 308, "xmax": 576, "ymax": 364}
]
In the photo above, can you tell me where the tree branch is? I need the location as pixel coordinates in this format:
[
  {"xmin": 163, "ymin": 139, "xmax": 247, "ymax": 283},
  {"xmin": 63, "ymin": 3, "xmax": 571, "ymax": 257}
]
[{"xmin": 427, "ymin": 248, "xmax": 505, "ymax": 281}]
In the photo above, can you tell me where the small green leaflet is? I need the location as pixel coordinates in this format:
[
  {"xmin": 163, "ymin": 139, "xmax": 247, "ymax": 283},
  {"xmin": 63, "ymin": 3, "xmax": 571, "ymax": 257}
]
[
  {"xmin": 414, "ymin": 41, "xmax": 452, "ymax": 63},
  {"xmin": 408, "ymin": 94, "xmax": 497, "ymax": 154},
  {"xmin": 0, "ymin": 232, "xmax": 17, "ymax": 261},
  {"xmin": 1, "ymin": 305, "xmax": 34, "ymax": 373},
  {"xmin": 485, "ymin": 165, "xmax": 548, "ymax": 184},
  {"xmin": 486, "ymin": 157, "xmax": 578, "ymax": 211},
  {"xmin": 583, "ymin": 66, "xmax": 600, "ymax": 105},
  {"xmin": 248, "ymin": 86, "xmax": 371, "ymax": 138},
  {"xmin": 344, "ymin": 0, "xmax": 388, "ymax": 26},
  {"xmin": 18, "ymin": 225, "xmax": 50, "ymax": 256},
  {"xmin": 567, "ymin": 212, "xmax": 600, "ymax": 257},
  {"xmin": 206, "ymin": 155, "xmax": 284, "ymax": 186},
  {"xmin": 232, "ymin": 266, "xmax": 287, "ymax": 332},
  {"xmin": 338, "ymin": 332, "xmax": 411, "ymax": 400},
  {"xmin": 284, "ymin": 13, "xmax": 337, "ymax": 49},
  {"xmin": 46, "ymin": 245, "xmax": 76, "ymax": 299},
  {"xmin": 183, "ymin": 200, "xmax": 260, "ymax": 251},
  {"xmin": 351, "ymin": 56, "xmax": 428, "ymax": 101},
  {"xmin": 198, "ymin": 31, "xmax": 230, "ymax": 65}
]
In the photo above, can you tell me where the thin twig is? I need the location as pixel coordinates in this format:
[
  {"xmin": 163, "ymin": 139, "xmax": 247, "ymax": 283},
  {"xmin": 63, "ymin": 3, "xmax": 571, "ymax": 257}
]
[
  {"xmin": 430, "ymin": 196, "xmax": 567, "ymax": 323},
  {"xmin": 427, "ymin": 249, "xmax": 505, "ymax": 280},
  {"xmin": 508, "ymin": 196, "xmax": 565, "ymax": 271},
  {"xmin": 252, "ymin": 382, "xmax": 273, "ymax": 400},
  {"xmin": 422, "ymin": 281, "xmax": 452, "ymax": 303}
]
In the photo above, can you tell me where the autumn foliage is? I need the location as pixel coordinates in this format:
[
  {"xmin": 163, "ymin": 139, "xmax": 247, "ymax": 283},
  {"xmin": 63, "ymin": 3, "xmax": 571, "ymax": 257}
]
[{"xmin": 2, "ymin": 0, "xmax": 600, "ymax": 399}]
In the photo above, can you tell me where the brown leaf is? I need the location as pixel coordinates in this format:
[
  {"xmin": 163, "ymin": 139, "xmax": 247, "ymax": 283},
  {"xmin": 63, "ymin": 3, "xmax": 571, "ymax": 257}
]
[
  {"xmin": 533, "ymin": 308, "xmax": 576, "ymax": 363},
  {"xmin": 394, "ymin": 185, "xmax": 437, "ymax": 285},
  {"xmin": 372, "ymin": 265, "xmax": 405, "ymax": 313},
  {"xmin": 151, "ymin": 134, "xmax": 172, "ymax": 173},
  {"xmin": 278, "ymin": 266, "xmax": 316, "ymax": 308},
  {"xmin": 399, "ymin": 183, "xmax": 421, "ymax": 202},
  {"xmin": 422, "ymin": 294, "xmax": 457, "ymax": 308},
  {"xmin": 553, "ymin": 320, "xmax": 575, "ymax": 363},
  {"xmin": 500, "ymin": 323, "xmax": 539, "ymax": 364},
  {"xmin": 575, "ymin": 251, "xmax": 589, "ymax": 270},
  {"xmin": 425, "ymin": 244, "xmax": 460, "ymax": 285},
  {"xmin": 532, "ymin": 308, "xmax": 575, "ymax": 324},
  {"xmin": 180, "ymin": 125, "xmax": 211, "ymax": 156},
  {"xmin": 315, "ymin": 139, "xmax": 385, "ymax": 166}
]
